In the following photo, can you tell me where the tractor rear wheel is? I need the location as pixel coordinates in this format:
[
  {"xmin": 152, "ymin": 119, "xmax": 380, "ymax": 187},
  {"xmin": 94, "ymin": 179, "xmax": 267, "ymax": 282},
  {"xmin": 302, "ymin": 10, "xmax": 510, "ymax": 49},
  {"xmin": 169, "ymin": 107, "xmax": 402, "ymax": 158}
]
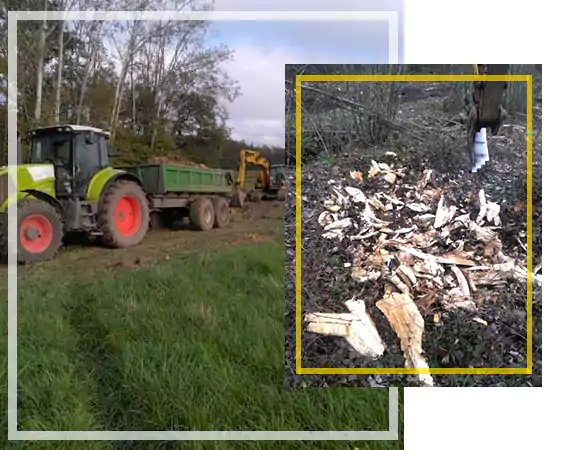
[
  {"xmin": 212, "ymin": 197, "xmax": 230, "ymax": 228},
  {"xmin": 98, "ymin": 180, "xmax": 149, "ymax": 248},
  {"xmin": 17, "ymin": 199, "xmax": 63, "ymax": 263},
  {"xmin": 189, "ymin": 197, "xmax": 215, "ymax": 231}
]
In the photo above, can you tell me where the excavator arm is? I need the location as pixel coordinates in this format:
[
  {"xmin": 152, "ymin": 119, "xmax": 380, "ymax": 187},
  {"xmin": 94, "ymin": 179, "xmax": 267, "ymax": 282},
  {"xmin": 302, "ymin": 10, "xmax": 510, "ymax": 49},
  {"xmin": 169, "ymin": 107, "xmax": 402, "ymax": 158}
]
[
  {"xmin": 467, "ymin": 64, "xmax": 510, "ymax": 172},
  {"xmin": 236, "ymin": 149, "xmax": 271, "ymax": 190},
  {"xmin": 235, "ymin": 149, "xmax": 287, "ymax": 202}
]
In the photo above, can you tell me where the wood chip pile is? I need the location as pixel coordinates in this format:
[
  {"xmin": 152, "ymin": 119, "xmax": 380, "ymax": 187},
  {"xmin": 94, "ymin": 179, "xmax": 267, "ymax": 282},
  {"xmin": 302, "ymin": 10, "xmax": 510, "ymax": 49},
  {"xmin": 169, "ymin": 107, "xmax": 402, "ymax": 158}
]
[{"xmin": 305, "ymin": 158, "xmax": 540, "ymax": 386}]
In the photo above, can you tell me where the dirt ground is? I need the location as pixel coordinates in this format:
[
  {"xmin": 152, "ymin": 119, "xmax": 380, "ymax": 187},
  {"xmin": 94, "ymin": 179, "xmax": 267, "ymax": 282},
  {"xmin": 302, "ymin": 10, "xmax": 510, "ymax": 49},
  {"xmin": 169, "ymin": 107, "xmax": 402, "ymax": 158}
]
[
  {"xmin": 2, "ymin": 201, "xmax": 284, "ymax": 280},
  {"xmin": 285, "ymin": 84, "xmax": 542, "ymax": 388}
]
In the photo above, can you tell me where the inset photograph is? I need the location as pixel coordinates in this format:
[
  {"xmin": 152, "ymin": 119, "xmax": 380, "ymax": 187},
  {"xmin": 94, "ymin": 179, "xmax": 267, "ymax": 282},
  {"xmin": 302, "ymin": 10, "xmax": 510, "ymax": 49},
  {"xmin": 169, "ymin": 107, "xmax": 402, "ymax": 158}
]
[{"xmin": 284, "ymin": 64, "xmax": 542, "ymax": 388}]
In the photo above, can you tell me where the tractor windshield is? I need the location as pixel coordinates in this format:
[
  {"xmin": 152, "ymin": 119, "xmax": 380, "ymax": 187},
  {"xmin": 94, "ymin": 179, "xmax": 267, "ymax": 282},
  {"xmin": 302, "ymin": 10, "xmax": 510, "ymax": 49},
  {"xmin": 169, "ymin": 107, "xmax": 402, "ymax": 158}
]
[{"xmin": 29, "ymin": 133, "xmax": 72, "ymax": 165}]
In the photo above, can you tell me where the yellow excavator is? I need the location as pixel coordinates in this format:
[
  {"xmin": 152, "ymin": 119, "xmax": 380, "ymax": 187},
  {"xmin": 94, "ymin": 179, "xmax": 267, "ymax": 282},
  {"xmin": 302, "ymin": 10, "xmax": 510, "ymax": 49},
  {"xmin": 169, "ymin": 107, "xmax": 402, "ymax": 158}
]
[
  {"xmin": 466, "ymin": 64, "xmax": 510, "ymax": 172},
  {"xmin": 235, "ymin": 150, "xmax": 286, "ymax": 202}
]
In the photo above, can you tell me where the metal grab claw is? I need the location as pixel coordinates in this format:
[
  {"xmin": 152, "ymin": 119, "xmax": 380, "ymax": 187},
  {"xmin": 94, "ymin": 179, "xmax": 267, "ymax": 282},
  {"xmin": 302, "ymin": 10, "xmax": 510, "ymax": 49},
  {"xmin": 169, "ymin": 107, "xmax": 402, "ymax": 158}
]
[{"xmin": 467, "ymin": 64, "xmax": 510, "ymax": 173}]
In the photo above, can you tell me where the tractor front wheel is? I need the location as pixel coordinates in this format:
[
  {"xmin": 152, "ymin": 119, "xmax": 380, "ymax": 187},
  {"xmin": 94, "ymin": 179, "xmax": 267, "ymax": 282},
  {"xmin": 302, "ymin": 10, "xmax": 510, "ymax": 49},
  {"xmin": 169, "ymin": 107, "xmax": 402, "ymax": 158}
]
[
  {"xmin": 17, "ymin": 199, "xmax": 63, "ymax": 264},
  {"xmin": 98, "ymin": 180, "xmax": 149, "ymax": 248}
]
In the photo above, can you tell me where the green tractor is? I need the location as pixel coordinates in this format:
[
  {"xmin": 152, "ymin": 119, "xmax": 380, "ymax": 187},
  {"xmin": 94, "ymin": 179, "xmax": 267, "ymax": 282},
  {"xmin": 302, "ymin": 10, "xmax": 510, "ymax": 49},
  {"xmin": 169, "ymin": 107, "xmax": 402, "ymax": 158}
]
[{"xmin": 0, "ymin": 124, "xmax": 150, "ymax": 264}]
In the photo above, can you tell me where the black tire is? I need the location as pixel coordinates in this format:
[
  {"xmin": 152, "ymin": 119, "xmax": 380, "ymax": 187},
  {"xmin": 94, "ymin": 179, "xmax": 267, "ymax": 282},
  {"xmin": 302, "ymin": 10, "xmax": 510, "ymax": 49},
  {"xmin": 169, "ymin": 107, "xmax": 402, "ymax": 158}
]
[
  {"xmin": 150, "ymin": 210, "xmax": 181, "ymax": 229},
  {"xmin": 98, "ymin": 180, "xmax": 149, "ymax": 248},
  {"xmin": 149, "ymin": 211, "xmax": 165, "ymax": 229},
  {"xmin": 17, "ymin": 199, "xmax": 63, "ymax": 264},
  {"xmin": 212, "ymin": 197, "xmax": 230, "ymax": 229},
  {"xmin": 189, "ymin": 197, "xmax": 215, "ymax": 231},
  {"xmin": 249, "ymin": 190, "xmax": 263, "ymax": 202}
]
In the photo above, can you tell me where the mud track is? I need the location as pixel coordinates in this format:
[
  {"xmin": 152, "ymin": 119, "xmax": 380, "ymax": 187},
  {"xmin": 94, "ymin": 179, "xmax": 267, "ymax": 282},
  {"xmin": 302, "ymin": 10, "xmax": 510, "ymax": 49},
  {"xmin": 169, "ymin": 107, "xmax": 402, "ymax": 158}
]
[{"xmin": 2, "ymin": 201, "xmax": 284, "ymax": 280}]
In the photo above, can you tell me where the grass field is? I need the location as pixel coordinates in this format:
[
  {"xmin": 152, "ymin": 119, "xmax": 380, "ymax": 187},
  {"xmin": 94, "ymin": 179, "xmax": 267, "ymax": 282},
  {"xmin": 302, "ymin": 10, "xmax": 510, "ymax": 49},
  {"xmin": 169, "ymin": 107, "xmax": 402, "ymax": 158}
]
[{"xmin": 0, "ymin": 235, "xmax": 403, "ymax": 449}]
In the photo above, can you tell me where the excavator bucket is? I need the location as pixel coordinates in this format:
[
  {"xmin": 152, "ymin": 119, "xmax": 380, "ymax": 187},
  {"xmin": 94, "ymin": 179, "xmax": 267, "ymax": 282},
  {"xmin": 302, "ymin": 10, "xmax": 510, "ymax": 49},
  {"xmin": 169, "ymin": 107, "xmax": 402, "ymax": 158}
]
[{"xmin": 230, "ymin": 188, "xmax": 246, "ymax": 208}]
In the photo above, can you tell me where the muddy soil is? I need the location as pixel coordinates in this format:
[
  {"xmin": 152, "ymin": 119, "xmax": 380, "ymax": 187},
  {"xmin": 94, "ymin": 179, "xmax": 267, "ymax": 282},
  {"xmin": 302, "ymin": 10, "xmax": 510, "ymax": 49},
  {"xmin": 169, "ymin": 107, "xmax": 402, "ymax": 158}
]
[{"xmin": 2, "ymin": 201, "xmax": 284, "ymax": 280}]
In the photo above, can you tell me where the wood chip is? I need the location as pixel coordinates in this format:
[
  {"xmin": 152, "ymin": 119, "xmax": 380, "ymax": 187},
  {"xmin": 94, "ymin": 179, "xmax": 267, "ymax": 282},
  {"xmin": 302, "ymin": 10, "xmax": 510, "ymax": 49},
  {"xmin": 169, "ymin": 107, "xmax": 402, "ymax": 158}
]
[
  {"xmin": 434, "ymin": 195, "xmax": 457, "ymax": 229},
  {"xmin": 376, "ymin": 292, "xmax": 434, "ymax": 387},
  {"xmin": 345, "ymin": 186, "xmax": 367, "ymax": 203},
  {"xmin": 384, "ymin": 172, "xmax": 397, "ymax": 184},
  {"xmin": 449, "ymin": 265, "xmax": 470, "ymax": 297},
  {"xmin": 324, "ymin": 218, "xmax": 353, "ymax": 231},
  {"xmin": 305, "ymin": 299, "xmax": 386, "ymax": 359}
]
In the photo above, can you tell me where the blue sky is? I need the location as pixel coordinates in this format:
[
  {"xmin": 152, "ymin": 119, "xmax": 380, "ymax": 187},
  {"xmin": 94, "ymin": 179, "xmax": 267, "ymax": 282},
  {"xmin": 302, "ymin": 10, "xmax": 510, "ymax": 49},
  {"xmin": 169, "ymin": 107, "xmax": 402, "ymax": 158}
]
[
  {"xmin": 207, "ymin": 0, "xmax": 404, "ymax": 145},
  {"xmin": 208, "ymin": 21, "xmax": 392, "ymax": 61}
]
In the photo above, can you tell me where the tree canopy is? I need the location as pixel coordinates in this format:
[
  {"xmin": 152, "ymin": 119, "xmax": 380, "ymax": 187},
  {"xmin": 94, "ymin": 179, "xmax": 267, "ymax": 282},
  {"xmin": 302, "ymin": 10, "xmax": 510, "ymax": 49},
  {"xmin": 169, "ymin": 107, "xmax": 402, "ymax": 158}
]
[{"xmin": 0, "ymin": 0, "xmax": 285, "ymax": 168}]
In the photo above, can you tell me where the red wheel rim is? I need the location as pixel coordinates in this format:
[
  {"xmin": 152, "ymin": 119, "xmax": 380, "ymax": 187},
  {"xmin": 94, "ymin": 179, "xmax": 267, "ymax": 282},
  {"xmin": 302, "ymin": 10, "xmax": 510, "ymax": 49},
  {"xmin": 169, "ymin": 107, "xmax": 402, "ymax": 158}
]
[
  {"xmin": 114, "ymin": 195, "xmax": 142, "ymax": 237},
  {"xmin": 20, "ymin": 214, "xmax": 53, "ymax": 254}
]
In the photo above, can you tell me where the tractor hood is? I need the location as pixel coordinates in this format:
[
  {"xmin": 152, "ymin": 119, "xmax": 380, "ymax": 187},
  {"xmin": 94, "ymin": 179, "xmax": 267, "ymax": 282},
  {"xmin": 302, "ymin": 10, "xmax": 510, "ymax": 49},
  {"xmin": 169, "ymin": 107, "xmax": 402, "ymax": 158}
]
[{"xmin": 0, "ymin": 164, "xmax": 56, "ymax": 212}]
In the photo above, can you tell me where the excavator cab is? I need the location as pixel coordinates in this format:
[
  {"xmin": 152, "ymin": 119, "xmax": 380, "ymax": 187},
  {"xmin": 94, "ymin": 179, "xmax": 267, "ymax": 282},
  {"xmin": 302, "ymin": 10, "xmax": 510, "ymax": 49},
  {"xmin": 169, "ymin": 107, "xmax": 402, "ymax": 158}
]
[
  {"xmin": 269, "ymin": 164, "xmax": 286, "ymax": 187},
  {"xmin": 233, "ymin": 149, "xmax": 287, "ymax": 203}
]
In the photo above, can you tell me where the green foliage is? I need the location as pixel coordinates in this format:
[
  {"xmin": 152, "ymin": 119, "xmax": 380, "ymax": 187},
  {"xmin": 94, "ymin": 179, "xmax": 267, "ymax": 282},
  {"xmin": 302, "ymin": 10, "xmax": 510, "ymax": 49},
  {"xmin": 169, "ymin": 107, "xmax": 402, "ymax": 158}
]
[{"xmin": 0, "ymin": 241, "xmax": 402, "ymax": 449}]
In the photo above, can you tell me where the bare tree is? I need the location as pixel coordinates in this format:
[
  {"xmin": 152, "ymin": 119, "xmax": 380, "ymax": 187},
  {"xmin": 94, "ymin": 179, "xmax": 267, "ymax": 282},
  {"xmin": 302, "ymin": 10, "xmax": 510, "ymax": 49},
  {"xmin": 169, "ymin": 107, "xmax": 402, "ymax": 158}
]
[
  {"xmin": 76, "ymin": 18, "xmax": 105, "ymax": 124},
  {"xmin": 34, "ymin": 1, "xmax": 57, "ymax": 125},
  {"xmin": 53, "ymin": 0, "xmax": 80, "ymax": 124}
]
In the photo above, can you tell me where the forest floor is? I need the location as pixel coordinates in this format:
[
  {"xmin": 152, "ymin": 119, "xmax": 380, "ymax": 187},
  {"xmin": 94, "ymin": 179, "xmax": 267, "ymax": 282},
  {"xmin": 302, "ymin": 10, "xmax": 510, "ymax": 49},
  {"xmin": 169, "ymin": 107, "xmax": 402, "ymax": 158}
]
[{"xmin": 285, "ymin": 83, "xmax": 542, "ymax": 388}]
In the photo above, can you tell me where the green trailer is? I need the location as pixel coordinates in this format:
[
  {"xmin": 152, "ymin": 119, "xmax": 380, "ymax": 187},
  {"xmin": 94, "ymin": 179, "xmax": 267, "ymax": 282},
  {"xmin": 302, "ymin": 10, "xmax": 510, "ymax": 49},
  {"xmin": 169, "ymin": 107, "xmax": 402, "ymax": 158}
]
[
  {"xmin": 0, "ymin": 125, "xmax": 243, "ymax": 264},
  {"xmin": 119, "ymin": 163, "xmax": 238, "ymax": 231}
]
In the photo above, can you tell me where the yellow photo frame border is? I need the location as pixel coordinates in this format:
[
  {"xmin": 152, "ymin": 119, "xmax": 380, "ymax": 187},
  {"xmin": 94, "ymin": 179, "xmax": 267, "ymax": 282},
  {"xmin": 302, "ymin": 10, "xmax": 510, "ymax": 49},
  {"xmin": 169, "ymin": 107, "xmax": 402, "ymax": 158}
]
[{"xmin": 294, "ymin": 73, "xmax": 533, "ymax": 375}]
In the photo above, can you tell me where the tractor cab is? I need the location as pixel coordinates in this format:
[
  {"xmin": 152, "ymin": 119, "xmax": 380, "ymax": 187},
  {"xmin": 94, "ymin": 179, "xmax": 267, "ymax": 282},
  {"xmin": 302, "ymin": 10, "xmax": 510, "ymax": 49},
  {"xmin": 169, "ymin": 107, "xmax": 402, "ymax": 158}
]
[
  {"xmin": 29, "ymin": 125, "xmax": 112, "ymax": 199},
  {"xmin": 1, "ymin": 124, "xmax": 149, "ymax": 264}
]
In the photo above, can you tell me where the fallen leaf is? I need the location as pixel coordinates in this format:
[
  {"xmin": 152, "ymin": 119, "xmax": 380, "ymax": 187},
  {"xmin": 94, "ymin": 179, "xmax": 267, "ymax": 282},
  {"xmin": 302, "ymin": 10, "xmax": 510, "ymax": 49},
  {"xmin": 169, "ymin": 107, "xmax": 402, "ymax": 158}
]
[{"xmin": 350, "ymin": 171, "xmax": 363, "ymax": 182}]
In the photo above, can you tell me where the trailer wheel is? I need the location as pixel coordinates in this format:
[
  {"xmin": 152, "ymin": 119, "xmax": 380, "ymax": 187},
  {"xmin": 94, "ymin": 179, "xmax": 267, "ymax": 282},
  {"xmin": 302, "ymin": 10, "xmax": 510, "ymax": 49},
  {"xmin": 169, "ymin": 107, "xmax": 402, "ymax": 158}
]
[
  {"xmin": 17, "ymin": 199, "xmax": 63, "ymax": 264},
  {"xmin": 99, "ymin": 180, "xmax": 149, "ymax": 248},
  {"xmin": 189, "ymin": 197, "xmax": 215, "ymax": 231},
  {"xmin": 212, "ymin": 197, "xmax": 230, "ymax": 228}
]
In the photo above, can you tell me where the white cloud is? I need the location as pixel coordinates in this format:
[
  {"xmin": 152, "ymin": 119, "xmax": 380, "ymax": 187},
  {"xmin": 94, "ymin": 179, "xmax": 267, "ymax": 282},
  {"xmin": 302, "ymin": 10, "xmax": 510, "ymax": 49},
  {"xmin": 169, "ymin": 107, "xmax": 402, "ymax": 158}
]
[
  {"xmin": 222, "ymin": 44, "xmax": 330, "ymax": 147},
  {"xmin": 214, "ymin": 0, "xmax": 403, "ymax": 146}
]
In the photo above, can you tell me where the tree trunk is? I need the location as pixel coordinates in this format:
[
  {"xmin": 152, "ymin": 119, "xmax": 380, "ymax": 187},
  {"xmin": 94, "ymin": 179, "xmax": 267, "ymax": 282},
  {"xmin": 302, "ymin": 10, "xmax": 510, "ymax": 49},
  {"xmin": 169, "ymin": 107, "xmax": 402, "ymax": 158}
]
[
  {"xmin": 110, "ymin": 61, "xmax": 129, "ymax": 142},
  {"xmin": 54, "ymin": 21, "xmax": 65, "ymax": 124},
  {"xmin": 131, "ymin": 65, "xmax": 136, "ymax": 129},
  {"xmin": 34, "ymin": 16, "xmax": 48, "ymax": 125},
  {"xmin": 77, "ymin": 23, "xmax": 103, "ymax": 124},
  {"xmin": 76, "ymin": 55, "xmax": 92, "ymax": 124},
  {"xmin": 150, "ymin": 96, "xmax": 163, "ymax": 153}
]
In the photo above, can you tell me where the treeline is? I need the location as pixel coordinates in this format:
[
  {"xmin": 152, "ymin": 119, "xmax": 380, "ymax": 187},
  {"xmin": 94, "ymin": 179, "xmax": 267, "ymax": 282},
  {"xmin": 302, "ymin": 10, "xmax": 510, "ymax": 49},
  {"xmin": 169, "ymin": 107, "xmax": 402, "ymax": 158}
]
[
  {"xmin": 285, "ymin": 63, "xmax": 542, "ymax": 164},
  {"xmin": 0, "ymin": 0, "xmax": 285, "ymax": 167}
]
